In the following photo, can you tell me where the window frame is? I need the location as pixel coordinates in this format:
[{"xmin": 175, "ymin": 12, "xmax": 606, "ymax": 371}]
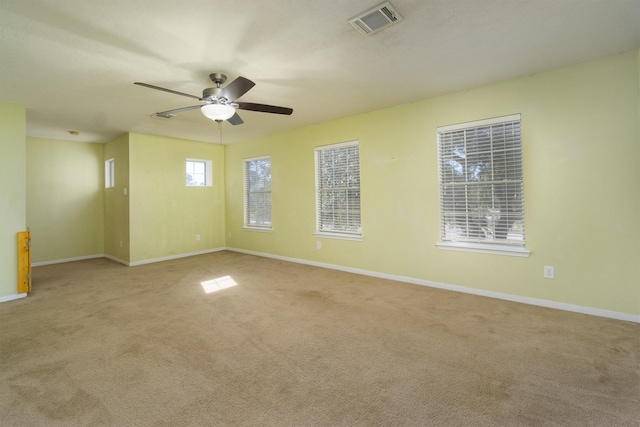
[
  {"xmin": 105, "ymin": 158, "xmax": 115, "ymax": 188},
  {"xmin": 436, "ymin": 114, "xmax": 529, "ymax": 257},
  {"xmin": 186, "ymin": 159, "xmax": 212, "ymax": 187},
  {"xmin": 314, "ymin": 140, "xmax": 362, "ymax": 241},
  {"xmin": 243, "ymin": 155, "xmax": 273, "ymax": 232}
]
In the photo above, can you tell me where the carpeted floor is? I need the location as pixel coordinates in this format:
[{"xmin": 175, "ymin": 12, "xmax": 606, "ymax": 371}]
[{"xmin": 1, "ymin": 251, "xmax": 638, "ymax": 426}]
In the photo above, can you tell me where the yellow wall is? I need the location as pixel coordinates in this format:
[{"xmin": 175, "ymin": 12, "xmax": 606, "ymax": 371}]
[
  {"xmin": 225, "ymin": 51, "xmax": 640, "ymax": 316},
  {"xmin": 26, "ymin": 138, "xmax": 104, "ymax": 263},
  {"xmin": 129, "ymin": 133, "xmax": 226, "ymax": 263},
  {"xmin": 0, "ymin": 103, "xmax": 26, "ymax": 299},
  {"xmin": 637, "ymin": 47, "xmax": 640, "ymax": 314},
  {"xmin": 104, "ymin": 133, "xmax": 130, "ymax": 262}
]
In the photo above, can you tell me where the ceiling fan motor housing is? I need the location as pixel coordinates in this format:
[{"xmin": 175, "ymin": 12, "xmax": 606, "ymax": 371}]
[{"xmin": 202, "ymin": 87, "xmax": 223, "ymax": 102}]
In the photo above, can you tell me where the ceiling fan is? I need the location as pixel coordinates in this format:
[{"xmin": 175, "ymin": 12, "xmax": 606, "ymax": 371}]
[{"xmin": 134, "ymin": 73, "xmax": 293, "ymax": 125}]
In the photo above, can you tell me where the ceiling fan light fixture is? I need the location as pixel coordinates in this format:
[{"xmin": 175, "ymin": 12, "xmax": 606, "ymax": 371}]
[{"xmin": 201, "ymin": 103, "xmax": 235, "ymax": 121}]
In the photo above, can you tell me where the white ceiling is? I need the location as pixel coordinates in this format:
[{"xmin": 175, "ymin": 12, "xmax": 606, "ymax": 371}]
[{"xmin": 1, "ymin": 0, "xmax": 638, "ymax": 145}]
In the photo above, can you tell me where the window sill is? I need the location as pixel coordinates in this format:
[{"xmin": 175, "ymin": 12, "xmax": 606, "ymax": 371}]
[
  {"xmin": 437, "ymin": 241, "xmax": 530, "ymax": 257},
  {"xmin": 314, "ymin": 232, "xmax": 362, "ymax": 241},
  {"xmin": 242, "ymin": 227, "xmax": 273, "ymax": 233}
]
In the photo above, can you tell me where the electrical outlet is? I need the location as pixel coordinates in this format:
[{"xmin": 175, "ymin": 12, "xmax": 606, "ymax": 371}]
[
  {"xmin": 544, "ymin": 266, "xmax": 554, "ymax": 279},
  {"xmin": 196, "ymin": 234, "xmax": 200, "ymax": 241},
  {"xmin": 316, "ymin": 241, "xmax": 321, "ymax": 249}
]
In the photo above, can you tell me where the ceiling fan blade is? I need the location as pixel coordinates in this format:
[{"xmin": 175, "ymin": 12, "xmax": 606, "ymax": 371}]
[
  {"xmin": 236, "ymin": 102, "xmax": 293, "ymax": 115},
  {"xmin": 218, "ymin": 76, "xmax": 255, "ymax": 101},
  {"xmin": 134, "ymin": 82, "xmax": 201, "ymax": 100},
  {"xmin": 227, "ymin": 112, "xmax": 244, "ymax": 125},
  {"xmin": 154, "ymin": 105, "xmax": 203, "ymax": 117}
]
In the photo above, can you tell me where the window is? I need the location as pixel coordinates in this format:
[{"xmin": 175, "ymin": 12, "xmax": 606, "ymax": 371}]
[
  {"xmin": 437, "ymin": 114, "xmax": 528, "ymax": 256},
  {"xmin": 243, "ymin": 156, "xmax": 272, "ymax": 230},
  {"xmin": 186, "ymin": 159, "xmax": 212, "ymax": 187},
  {"xmin": 105, "ymin": 158, "xmax": 114, "ymax": 188},
  {"xmin": 315, "ymin": 141, "xmax": 361, "ymax": 239}
]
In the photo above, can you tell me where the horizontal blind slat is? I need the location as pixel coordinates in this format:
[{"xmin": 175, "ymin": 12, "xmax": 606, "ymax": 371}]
[
  {"xmin": 316, "ymin": 142, "xmax": 361, "ymax": 234},
  {"xmin": 244, "ymin": 157, "xmax": 272, "ymax": 227},
  {"xmin": 438, "ymin": 117, "xmax": 525, "ymax": 245}
]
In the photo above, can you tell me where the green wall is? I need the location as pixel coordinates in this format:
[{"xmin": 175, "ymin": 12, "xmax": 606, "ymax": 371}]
[
  {"xmin": 0, "ymin": 103, "xmax": 26, "ymax": 299},
  {"xmin": 104, "ymin": 133, "xmax": 130, "ymax": 262},
  {"xmin": 26, "ymin": 138, "xmax": 104, "ymax": 263},
  {"xmin": 129, "ymin": 133, "xmax": 225, "ymax": 263},
  {"xmin": 28, "ymin": 132, "xmax": 226, "ymax": 267},
  {"xmin": 10, "ymin": 50, "xmax": 640, "ymax": 317},
  {"xmin": 637, "ymin": 47, "xmax": 640, "ymax": 315},
  {"xmin": 225, "ymin": 51, "xmax": 640, "ymax": 316}
]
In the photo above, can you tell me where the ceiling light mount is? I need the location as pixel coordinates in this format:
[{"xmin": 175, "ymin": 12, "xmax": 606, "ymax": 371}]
[{"xmin": 209, "ymin": 73, "xmax": 227, "ymax": 86}]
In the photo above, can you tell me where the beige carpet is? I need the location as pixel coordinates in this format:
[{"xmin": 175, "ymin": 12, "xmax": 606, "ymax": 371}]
[{"xmin": 0, "ymin": 251, "xmax": 638, "ymax": 426}]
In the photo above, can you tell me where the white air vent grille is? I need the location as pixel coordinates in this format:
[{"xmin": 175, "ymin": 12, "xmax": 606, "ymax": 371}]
[{"xmin": 349, "ymin": 2, "xmax": 403, "ymax": 36}]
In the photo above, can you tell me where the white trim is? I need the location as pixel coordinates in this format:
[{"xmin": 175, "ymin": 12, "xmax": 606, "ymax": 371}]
[
  {"xmin": 437, "ymin": 113, "xmax": 521, "ymax": 133},
  {"xmin": 186, "ymin": 158, "xmax": 213, "ymax": 187},
  {"xmin": 32, "ymin": 254, "xmax": 104, "ymax": 267},
  {"xmin": 225, "ymin": 247, "xmax": 639, "ymax": 324},
  {"xmin": 315, "ymin": 140, "xmax": 361, "ymax": 236},
  {"xmin": 105, "ymin": 158, "xmax": 115, "ymax": 188},
  {"xmin": 32, "ymin": 249, "xmax": 227, "ymax": 268},
  {"xmin": 243, "ymin": 154, "xmax": 271, "ymax": 162},
  {"xmin": 0, "ymin": 293, "xmax": 27, "ymax": 303},
  {"xmin": 314, "ymin": 232, "xmax": 363, "ymax": 241},
  {"xmin": 314, "ymin": 139, "xmax": 359, "ymax": 150},
  {"xmin": 436, "ymin": 241, "xmax": 530, "ymax": 257},
  {"xmin": 104, "ymin": 254, "xmax": 129, "ymax": 266},
  {"xmin": 243, "ymin": 155, "xmax": 272, "ymax": 229},
  {"xmin": 242, "ymin": 227, "xmax": 273, "ymax": 233},
  {"xmin": 24, "ymin": 247, "xmax": 639, "ymax": 323},
  {"xmin": 128, "ymin": 248, "xmax": 225, "ymax": 266}
]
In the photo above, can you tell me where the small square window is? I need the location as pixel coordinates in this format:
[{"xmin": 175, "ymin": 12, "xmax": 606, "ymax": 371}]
[{"xmin": 186, "ymin": 159, "xmax": 212, "ymax": 187}]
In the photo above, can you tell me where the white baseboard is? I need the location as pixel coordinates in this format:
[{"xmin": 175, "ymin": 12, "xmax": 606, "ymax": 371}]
[
  {"xmin": 33, "ymin": 248, "xmax": 226, "ymax": 268},
  {"xmin": 32, "ymin": 254, "xmax": 104, "ymax": 267},
  {"xmin": 128, "ymin": 248, "xmax": 226, "ymax": 266},
  {"xmin": 0, "ymin": 293, "xmax": 27, "ymax": 303},
  {"xmin": 104, "ymin": 254, "xmax": 129, "ymax": 266},
  {"xmin": 226, "ymin": 247, "xmax": 640, "ymax": 324}
]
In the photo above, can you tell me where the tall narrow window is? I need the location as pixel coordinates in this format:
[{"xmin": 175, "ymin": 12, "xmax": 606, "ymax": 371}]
[
  {"xmin": 186, "ymin": 159, "xmax": 212, "ymax": 187},
  {"xmin": 243, "ymin": 156, "xmax": 272, "ymax": 230},
  {"xmin": 437, "ymin": 114, "xmax": 528, "ymax": 256},
  {"xmin": 105, "ymin": 158, "xmax": 114, "ymax": 188},
  {"xmin": 315, "ymin": 141, "xmax": 361, "ymax": 238}
]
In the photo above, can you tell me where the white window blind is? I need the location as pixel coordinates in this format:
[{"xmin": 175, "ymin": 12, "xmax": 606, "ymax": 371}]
[
  {"xmin": 315, "ymin": 141, "xmax": 361, "ymax": 237},
  {"xmin": 437, "ymin": 115, "xmax": 525, "ymax": 248},
  {"xmin": 243, "ymin": 156, "xmax": 272, "ymax": 229}
]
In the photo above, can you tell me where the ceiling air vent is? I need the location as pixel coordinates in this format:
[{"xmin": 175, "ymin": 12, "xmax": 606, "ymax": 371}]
[{"xmin": 349, "ymin": 2, "xmax": 403, "ymax": 36}]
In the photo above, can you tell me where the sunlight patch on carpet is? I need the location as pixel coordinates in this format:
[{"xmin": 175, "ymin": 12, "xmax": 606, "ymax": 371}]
[{"xmin": 201, "ymin": 276, "xmax": 238, "ymax": 293}]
